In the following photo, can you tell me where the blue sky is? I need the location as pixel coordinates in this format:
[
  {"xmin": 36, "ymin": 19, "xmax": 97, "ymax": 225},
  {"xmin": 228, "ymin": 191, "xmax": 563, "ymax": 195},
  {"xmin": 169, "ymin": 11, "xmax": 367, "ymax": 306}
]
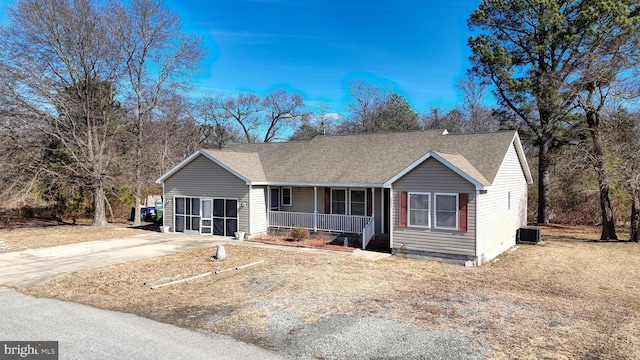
[
  {"xmin": 0, "ymin": 0, "xmax": 483, "ymax": 114},
  {"xmin": 166, "ymin": 0, "xmax": 482, "ymax": 114}
]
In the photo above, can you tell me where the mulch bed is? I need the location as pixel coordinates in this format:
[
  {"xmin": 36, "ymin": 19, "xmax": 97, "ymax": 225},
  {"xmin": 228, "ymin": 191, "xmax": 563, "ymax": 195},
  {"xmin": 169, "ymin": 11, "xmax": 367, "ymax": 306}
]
[{"xmin": 248, "ymin": 235, "xmax": 358, "ymax": 252}]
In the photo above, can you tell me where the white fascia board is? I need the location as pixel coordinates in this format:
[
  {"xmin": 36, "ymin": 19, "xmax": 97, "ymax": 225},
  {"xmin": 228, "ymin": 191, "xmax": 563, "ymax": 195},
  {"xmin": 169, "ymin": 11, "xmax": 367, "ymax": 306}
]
[
  {"xmin": 512, "ymin": 132, "xmax": 534, "ymax": 184},
  {"xmin": 383, "ymin": 151, "xmax": 486, "ymax": 190},
  {"xmin": 251, "ymin": 181, "xmax": 384, "ymax": 188},
  {"xmin": 155, "ymin": 149, "xmax": 252, "ymax": 185}
]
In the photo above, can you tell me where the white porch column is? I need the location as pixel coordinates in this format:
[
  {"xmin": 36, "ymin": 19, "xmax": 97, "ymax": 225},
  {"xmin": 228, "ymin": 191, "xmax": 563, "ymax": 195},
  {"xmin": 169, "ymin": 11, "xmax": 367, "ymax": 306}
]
[
  {"xmin": 381, "ymin": 188, "xmax": 385, "ymax": 234},
  {"xmin": 313, "ymin": 186, "xmax": 318, "ymax": 231},
  {"xmin": 371, "ymin": 188, "xmax": 375, "ymax": 218},
  {"xmin": 389, "ymin": 186, "xmax": 394, "ymax": 249},
  {"xmin": 267, "ymin": 185, "xmax": 271, "ymax": 227},
  {"xmin": 248, "ymin": 184, "xmax": 252, "ymax": 234}
]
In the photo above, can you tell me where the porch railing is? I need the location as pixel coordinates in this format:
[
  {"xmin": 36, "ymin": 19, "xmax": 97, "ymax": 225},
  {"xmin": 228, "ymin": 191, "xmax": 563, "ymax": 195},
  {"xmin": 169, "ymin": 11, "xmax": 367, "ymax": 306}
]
[
  {"xmin": 268, "ymin": 211, "xmax": 373, "ymax": 235},
  {"xmin": 361, "ymin": 217, "xmax": 375, "ymax": 250}
]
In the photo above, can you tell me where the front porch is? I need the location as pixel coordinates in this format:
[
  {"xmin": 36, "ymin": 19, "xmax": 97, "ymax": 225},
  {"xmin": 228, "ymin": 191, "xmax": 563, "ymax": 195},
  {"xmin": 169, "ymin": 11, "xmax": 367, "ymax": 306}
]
[{"xmin": 268, "ymin": 211, "xmax": 376, "ymax": 250}]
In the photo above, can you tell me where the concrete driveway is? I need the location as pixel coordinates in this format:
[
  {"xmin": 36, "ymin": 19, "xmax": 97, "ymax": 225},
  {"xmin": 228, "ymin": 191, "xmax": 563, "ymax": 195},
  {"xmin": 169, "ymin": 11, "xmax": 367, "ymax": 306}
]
[{"xmin": 0, "ymin": 232, "xmax": 221, "ymax": 288}]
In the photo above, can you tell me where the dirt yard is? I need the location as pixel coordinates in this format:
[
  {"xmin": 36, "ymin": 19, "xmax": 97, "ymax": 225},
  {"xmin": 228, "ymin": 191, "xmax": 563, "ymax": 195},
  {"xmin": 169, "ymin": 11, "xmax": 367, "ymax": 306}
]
[{"xmin": 16, "ymin": 224, "xmax": 640, "ymax": 359}]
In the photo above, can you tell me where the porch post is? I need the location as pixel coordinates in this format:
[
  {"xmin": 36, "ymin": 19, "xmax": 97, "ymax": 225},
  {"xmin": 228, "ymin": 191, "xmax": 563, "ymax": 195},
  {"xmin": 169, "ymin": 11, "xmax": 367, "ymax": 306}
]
[
  {"xmin": 371, "ymin": 188, "xmax": 375, "ymax": 222},
  {"xmin": 313, "ymin": 186, "xmax": 318, "ymax": 231},
  {"xmin": 389, "ymin": 186, "xmax": 394, "ymax": 249},
  {"xmin": 267, "ymin": 185, "xmax": 271, "ymax": 226},
  {"xmin": 381, "ymin": 187, "xmax": 385, "ymax": 234}
]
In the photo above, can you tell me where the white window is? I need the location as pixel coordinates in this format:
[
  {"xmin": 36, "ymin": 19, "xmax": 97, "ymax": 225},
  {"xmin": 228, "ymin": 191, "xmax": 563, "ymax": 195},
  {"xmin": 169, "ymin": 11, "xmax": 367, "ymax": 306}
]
[
  {"xmin": 434, "ymin": 193, "xmax": 458, "ymax": 230},
  {"xmin": 331, "ymin": 189, "xmax": 346, "ymax": 214},
  {"xmin": 408, "ymin": 192, "xmax": 430, "ymax": 227},
  {"xmin": 281, "ymin": 187, "xmax": 292, "ymax": 206},
  {"xmin": 350, "ymin": 189, "xmax": 366, "ymax": 216}
]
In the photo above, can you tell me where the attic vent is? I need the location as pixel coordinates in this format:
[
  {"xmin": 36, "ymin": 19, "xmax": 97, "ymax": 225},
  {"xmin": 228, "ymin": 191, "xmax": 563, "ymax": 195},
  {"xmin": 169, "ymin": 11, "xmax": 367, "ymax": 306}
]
[{"xmin": 442, "ymin": 129, "xmax": 449, "ymax": 135}]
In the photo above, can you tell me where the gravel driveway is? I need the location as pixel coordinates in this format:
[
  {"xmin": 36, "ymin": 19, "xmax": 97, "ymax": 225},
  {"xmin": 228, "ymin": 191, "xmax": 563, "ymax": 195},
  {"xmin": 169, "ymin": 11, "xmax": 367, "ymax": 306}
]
[{"xmin": 265, "ymin": 308, "xmax": 485, "ymax": 359}]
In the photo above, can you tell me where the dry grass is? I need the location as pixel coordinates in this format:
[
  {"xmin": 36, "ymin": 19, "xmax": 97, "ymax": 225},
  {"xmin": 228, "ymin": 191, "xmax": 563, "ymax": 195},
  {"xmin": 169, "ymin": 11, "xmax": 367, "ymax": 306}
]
[
  {"xmin": 21, "ymin": 224, "xmax": 640, "ymax": 359},
  {"xmin": 0, "ymin": 222, "xmax": 150, "ymax": 253}
]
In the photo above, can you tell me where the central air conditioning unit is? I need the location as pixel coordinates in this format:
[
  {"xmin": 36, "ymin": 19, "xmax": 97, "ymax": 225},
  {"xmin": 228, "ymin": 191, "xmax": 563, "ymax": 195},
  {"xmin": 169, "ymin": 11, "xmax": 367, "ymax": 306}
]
[{"xmin": 517, "ymin": 226, "xmax": 541, "ymax": 244}]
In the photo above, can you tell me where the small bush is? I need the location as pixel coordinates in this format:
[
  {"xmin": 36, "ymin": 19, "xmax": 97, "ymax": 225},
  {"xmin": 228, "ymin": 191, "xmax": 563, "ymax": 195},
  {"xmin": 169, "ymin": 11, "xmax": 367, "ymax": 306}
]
[{"xmin": 290, "ymin": 227, "xmax": 309, "ymax": 242}]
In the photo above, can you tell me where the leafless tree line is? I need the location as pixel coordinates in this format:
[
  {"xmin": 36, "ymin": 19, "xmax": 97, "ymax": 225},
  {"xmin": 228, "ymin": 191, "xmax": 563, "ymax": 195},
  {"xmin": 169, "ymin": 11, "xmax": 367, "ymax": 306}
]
[{"xmin": 0, "ymin": 0, "xmax": 204, "ymax": 226}]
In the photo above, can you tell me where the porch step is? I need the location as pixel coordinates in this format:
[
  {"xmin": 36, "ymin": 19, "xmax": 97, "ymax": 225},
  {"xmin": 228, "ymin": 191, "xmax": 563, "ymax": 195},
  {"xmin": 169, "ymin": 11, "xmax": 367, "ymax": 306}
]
[{"xmin": 365, "ymin": 236, "xmax": 391, "ymax": 253}]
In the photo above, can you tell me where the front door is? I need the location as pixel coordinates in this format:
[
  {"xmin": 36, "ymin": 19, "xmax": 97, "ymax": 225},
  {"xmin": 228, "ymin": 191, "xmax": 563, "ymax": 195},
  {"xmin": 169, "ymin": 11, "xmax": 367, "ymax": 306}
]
[
  {"xmin": 201, "ymin": 199, "xmax": 213, "ymax": 234},
  {"xmin": 270, "ymin": 188, "xmax": 280, "ymax": 211}
]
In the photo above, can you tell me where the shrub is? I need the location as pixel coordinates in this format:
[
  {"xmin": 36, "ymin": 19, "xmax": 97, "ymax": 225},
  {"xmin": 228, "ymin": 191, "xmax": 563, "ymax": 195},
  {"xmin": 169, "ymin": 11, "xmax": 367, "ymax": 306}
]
[{"xmin": 290, "ymin": 227, "xmax": 309, "ymax": 242}]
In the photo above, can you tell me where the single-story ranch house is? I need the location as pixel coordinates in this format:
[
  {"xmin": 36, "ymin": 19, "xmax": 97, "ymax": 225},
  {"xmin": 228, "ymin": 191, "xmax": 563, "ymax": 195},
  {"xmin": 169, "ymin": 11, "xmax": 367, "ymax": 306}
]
[{"xmin": 156, "ymin": 130, "xmax": 533, "ymax": 265}]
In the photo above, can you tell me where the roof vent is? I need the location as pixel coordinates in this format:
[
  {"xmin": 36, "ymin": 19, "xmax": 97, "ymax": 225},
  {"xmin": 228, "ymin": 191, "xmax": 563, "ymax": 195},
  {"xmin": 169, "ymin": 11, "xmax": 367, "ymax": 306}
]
[{"xmin": 442, "ymin": 129, "xmax": 449, "ymax": 135}]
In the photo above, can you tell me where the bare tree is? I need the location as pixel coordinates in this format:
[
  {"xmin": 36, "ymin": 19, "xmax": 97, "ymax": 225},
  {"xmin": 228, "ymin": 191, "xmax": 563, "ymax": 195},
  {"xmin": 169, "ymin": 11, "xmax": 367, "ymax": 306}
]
[
  {"xmin": 198, "ymin": 94, "xmax": 239, "ymax": 149},
  {"xmin": 111, "ymin": 0, "xmax": 205, "ymax": 226},
  {"xmin": 457, "ymin": 77, "xmax": 500, "ymax": 133},
  {"xmin": 0, "ymin": 0, "xmax": 123, "ymax": 226},
  {"xmin": 261, "ymin": 89, "xmax": 306, "ymax": 142},
  {"xmin": 219, "ymin": 92, "xmax": 262, "ymax": 143},
  {"xmin": 422, "ymin": 105, "xmax": 462, "ymax": 132},
  {"xmin": 347, "ymin": 79, "xmax": 389, "ymax": 132}
]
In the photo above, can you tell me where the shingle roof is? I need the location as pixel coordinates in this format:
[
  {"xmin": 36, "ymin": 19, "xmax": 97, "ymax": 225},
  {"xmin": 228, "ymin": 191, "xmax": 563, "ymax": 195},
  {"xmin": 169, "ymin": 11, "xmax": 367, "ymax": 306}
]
[
  {"xmin": 204, "ymin": 130, "xmax": 525, "ymax": 187},
  {"xmin": 201, "ymin": 150, "xmax": 267, "ymax": 182}
]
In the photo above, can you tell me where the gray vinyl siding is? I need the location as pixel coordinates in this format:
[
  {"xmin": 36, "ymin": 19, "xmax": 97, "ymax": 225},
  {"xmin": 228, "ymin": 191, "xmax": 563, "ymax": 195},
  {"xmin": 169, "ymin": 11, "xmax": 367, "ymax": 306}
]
[
  {"xmin": 285, "ymin": 187, "xmax": 317, "ymax": 212},
  {"xmin": 163, "ymin": 155, "xmax": 249, "ymax": 233},
  {"xmin": 478, "ymin": 143, "xmax": 528, "ymax": 260},
  {"xmin": 392, "ymin": 158, "xmax": 477, "ymax": 257},
  {"xmin": 250, "ymin": 186, "xmax": 267, "ymax": 235}
]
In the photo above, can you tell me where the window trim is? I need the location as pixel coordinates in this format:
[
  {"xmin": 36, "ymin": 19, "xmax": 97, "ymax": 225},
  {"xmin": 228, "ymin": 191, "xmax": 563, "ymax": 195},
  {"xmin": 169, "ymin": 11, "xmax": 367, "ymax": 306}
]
[
  {"xmin": 434, "ymin": 192, "xmax": 459, "ymax": 230},
  {"xmin": 330, "ymin": 188, "xmax": 347, "ymax": 215},
  {"xmin": 408, "ymin": 191, "xmax": 431, "ymax": 228},
  {"xmin": 349, "ymin": 188, "xmax": 367, "ymax": 216},
  {"xmin": 281, "ymin": 187, "xmax": 292, "ymax": 207}
]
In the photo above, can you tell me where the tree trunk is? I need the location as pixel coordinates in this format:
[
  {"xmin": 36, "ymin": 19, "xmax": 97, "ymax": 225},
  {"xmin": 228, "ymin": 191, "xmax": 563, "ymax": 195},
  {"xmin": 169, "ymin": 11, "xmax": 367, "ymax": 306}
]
[
  {"xmin": 92, "ymin": 182, "xmax": 108, "ymax": 227},
  {"xmin": 587, "ymin": 110, "xmax": 617, "ymax": 240},
  {"xmin": 630, "ymin": 183, "xmax": 640, "ymax": 242},
  {"xmin": 537, "ymin": 134, "xmax": 552, "ymax": 225},
  {"xmin": 132, "ymin": 106, "xmax": 144, "ymax": 226},
  {"xmin": 105, "ymin": 195, "xmax": 114, "ymax": 223}
]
